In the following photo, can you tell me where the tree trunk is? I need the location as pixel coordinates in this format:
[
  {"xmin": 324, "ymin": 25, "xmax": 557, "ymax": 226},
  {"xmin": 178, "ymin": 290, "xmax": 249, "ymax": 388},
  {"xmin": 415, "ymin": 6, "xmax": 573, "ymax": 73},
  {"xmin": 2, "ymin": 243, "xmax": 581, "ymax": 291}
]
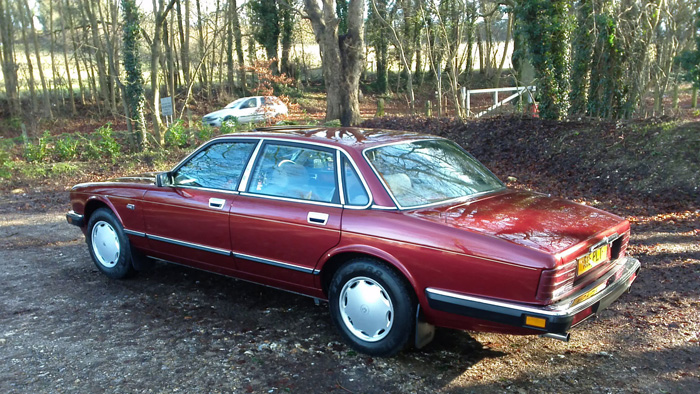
[
  {"xmin": 97, "ymin": 0, "xmax": 120, "ymax": 116},
  {"xmin": 22, "ymin": 0, "xmax": 52, "ymax": 118},
  {"xmin": 304, "ymin": 0, "xmax": 364, "ymax": 125},
  {"xmin": 232, "ymin": 0, "xmax": 246, "ymax": 93},
  {"xmin": 150, "ymin": 0, "xmax": 177, "ymax": 145},
  {"xmin": 49, "ymin": 0, "xmax": 61, "ymax": 107},
  {"xmin": 0, "ymin": 0, "xmax": 21, "ymax": 116},
  {"xmin": 226, "ymin": 0, "xmax": 234, "ymax": 92},
  {"xmin": 195, "ymin": 0, "xmax": 209, "ymax": 94},
  {"xmin": 56, "ymin": 0, "xmax": 76, "ymax": 114},
  {"xmin": 280, "ymin": 4, "xmax": 294, "ymax": 76},
  {"xmin": 83, "ymin": 0, "xmax": 111, "ymax": 114},
  {"xmin": 16, "ymin": 1, "xmax": 38, "ymax": 116},
  {"xmin": 122, "ymin": 0, "xmax": 148, "ymax": 150},
  {"xmin": 64, "ymin": 0, "xmax": 86, "ymax": 106},
  {"xmin": 176, "ymin": 0, "xmax": 190, "ymax": 88}
]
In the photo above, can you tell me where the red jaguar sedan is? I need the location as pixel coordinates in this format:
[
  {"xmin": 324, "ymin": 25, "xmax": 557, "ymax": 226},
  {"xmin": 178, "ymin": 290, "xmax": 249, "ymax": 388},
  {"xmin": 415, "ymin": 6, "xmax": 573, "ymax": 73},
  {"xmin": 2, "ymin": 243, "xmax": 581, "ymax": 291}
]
[{"xmin": 67, "ymin": 126, "xmax": 640, "ymax": 356}]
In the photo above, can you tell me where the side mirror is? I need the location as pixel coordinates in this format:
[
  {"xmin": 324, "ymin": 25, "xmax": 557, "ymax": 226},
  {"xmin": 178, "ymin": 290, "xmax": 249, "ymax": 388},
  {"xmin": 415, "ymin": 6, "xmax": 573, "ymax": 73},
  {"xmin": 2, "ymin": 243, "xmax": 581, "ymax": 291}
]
[{"xmin": 155, "ymin": 172, "xmax": 170, "ymax": 187}]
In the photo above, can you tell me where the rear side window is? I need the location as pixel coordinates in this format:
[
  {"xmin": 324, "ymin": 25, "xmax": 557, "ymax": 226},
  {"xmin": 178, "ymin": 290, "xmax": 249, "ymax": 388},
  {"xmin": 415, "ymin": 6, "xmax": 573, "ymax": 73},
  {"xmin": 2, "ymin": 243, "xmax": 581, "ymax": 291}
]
[
  {"xmin": 173, "ymin": 141, "xmax": 256, "ymax": 190},
  {"xmin": 342, "ymin": 157, "xmax": 369, "ymax": 206}
]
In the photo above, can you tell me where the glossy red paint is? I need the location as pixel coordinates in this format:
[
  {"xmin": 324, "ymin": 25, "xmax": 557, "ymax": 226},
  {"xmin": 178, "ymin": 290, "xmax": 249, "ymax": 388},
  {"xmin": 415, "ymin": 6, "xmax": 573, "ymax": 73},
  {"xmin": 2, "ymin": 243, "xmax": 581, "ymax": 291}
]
[{"xmin": 67, "ymin": 127, "xmax": 640, "ymax": 345}]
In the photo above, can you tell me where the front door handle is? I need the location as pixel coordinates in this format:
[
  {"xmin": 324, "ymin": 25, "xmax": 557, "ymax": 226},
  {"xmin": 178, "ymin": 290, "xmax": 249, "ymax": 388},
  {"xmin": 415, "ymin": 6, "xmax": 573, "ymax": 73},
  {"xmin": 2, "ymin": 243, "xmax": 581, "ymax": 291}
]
[
  {"xmin": 307, "ymin": 212, "xmax": 329, "ymax": 225},
  {"xmin": 209, "ymin": 198, "xmax": 225, "ymax": 209}
]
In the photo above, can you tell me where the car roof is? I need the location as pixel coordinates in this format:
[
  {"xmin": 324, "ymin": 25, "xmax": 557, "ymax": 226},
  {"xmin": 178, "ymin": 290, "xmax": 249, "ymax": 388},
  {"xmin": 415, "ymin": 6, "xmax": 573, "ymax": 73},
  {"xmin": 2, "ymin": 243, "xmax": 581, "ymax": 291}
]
[{"xmin": 219, "ymin": 126, "xmax": 442, "ymax": 151}]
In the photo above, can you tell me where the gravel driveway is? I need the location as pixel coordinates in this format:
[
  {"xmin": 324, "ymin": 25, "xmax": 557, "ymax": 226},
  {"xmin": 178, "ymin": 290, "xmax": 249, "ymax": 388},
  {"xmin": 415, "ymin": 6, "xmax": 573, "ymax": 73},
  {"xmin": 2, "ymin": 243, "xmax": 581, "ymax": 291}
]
[{"xmin": 1, "ymin": 198, "xmax": 698, "ymax": 393}]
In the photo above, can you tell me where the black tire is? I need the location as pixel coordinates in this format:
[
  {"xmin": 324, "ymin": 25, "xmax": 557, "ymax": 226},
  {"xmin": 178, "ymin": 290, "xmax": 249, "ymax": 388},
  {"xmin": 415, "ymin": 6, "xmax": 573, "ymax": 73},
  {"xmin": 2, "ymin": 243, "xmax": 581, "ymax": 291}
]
[
  {"xmin": 328, "ymin": 258, "xmax": 415, "ymax": 357},
  {"xmin": 86, "ymin": 208, "xmax": 136, "ymax": 279}
]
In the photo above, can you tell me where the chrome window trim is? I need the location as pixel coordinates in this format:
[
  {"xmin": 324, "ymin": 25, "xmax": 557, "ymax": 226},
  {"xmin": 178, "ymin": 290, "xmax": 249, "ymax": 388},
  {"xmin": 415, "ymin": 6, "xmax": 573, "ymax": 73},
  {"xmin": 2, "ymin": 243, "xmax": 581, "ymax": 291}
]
[
  {"xmin": 169, "ymin": 185, "xmax": 241, "ymax": 196},
  {"xmin": 339, "ymin": 151, "xmax": 373, "ymax": 210},
  {"xmin": 362, "ymin": 138, "xmax": 506, "ymax": 211},
  {"xmin": 238, "ymin": 139, "xmax": 264, "ymax": 192},
  {"xmin": 236, "ymin": 137, "xmax": 374, "ymax": 209},
  {"xmin": 168, "ymin": 138, "xmax": 260, "ymax": 193},
  {"xmin": 170, "ymin": 136, "xmax": 259, "ymax": 174},
  {"xmin": 336, "ymin": 150, "xmax": 346, "ymax": 205},
  {"xmin": 164, "ymin": 134, "xmax": 377, "ymax": 208},
  {"xmin": 238, "ymin": 192, "xmax": 344, "ymax": 208},
  {"xmin": 370, "ymin": 205, "xmax": 397, "ymax": 210}
]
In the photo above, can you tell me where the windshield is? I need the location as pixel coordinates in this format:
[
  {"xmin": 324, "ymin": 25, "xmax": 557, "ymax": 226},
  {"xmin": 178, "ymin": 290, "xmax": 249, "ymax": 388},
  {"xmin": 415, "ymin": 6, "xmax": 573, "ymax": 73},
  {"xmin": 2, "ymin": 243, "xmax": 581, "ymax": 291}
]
[
  {"xmin": 364, "ymin": 139, "xmax": 504, "ymax": 208},
  {"xmin": 225, "ymin": 98, "xmax": 246, "ymax": 109}
]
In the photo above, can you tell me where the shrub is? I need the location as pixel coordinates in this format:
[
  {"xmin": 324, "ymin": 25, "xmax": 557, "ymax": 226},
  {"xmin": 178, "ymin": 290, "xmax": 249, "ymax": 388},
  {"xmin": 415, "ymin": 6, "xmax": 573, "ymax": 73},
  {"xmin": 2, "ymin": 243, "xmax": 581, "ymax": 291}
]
[
  {"xmin": 220, "ymin": 117, "xmax": 240, "ymax": 134},
  {"xmin": 195, "ymin": 124, "xmax": 216, "ymax": 144},
  {"xmin": 24, "ymin": 131, "xmax": 52, "ymax": 162},
  {"xmin": 164, "ymin": 119, "xmax": 190, "ymax": 148},
  {"xmin": 53, "ymin": 134, "xmax": 79, "ymax": 161},
  {"xmin": 96, "ymin": 123, "xmax": 120, "ymax": 160},
  {"xmin": 0, "ymin": 146, "xmax": 11, "ymax": 179}
]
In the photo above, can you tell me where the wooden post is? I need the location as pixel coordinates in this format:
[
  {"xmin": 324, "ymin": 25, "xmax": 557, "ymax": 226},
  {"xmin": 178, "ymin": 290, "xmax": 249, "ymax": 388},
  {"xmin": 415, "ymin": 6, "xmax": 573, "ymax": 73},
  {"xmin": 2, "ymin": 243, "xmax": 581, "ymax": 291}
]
[{"xmin": 425, "ymin": 101, "xmax": 432, "ymax": 117}]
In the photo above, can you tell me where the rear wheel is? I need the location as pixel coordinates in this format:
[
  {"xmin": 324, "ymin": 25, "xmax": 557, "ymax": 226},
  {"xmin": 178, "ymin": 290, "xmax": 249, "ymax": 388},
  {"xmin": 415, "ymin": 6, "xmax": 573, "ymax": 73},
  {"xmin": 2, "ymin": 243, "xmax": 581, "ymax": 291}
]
[
  {"xmin": 328, "ymin": 258, "xmax": 415, "ymax": 357},
  {"xmin": 87, "ymin": 208, "xmax": 136, "ymax": 279}
]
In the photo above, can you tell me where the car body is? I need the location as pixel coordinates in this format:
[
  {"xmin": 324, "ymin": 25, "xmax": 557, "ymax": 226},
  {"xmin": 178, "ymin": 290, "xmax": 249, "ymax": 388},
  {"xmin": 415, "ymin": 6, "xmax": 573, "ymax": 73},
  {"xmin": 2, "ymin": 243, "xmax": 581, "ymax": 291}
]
[
  {"xmin": 66, "ymin": 126, "xmax": 640, "ymax": 356},
  {"xmin": 202, "ymin": 96, "xmax": 288, "ymax": 127}
]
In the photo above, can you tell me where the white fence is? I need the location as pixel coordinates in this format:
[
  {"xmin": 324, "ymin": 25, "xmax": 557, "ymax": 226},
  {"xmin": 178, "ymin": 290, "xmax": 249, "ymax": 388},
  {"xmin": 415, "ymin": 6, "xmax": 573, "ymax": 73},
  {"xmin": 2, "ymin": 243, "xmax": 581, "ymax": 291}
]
[{"xmin": 463, "ymin": 86, "xmax": 536, "ymax": 118}]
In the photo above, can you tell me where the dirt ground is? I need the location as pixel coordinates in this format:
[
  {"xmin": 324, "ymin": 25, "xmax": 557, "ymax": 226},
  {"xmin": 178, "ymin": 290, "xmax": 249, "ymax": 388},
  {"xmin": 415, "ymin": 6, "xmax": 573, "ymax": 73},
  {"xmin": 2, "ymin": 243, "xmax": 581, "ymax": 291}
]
[
  {"xmin": 0, "ymin": 188, "xmax": 698, "ymax": 393},
  {"xmin": 1, "ymin": 113, "xmax": 699, "ymax": 393}
]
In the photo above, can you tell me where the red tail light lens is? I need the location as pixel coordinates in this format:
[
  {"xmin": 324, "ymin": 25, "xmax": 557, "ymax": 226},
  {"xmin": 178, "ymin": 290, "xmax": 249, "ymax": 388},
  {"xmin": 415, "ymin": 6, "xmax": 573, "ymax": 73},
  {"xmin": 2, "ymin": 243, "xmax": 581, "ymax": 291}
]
[{"xmin": 537, "ymin": 260, "xmax": 576, "ymax": 303}]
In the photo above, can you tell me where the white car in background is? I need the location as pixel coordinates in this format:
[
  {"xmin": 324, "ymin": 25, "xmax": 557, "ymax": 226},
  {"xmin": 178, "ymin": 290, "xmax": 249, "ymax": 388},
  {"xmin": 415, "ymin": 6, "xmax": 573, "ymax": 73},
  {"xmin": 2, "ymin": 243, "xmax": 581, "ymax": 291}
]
[{"xmin": 202, "ymin": 96, "xmax": 288, "ymax": 127}]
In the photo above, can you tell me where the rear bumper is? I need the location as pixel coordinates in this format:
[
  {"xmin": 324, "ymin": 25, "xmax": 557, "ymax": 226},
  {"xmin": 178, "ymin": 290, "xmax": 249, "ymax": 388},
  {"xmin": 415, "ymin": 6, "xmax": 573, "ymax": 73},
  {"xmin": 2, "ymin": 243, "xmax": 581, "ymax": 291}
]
[
  {"xmin": 425, "ymin": 256, "xmax": 641, "ymax": 337},
  {"xmin": 66, "ymin": 211, "xmax": 85, "ymax": 227}
]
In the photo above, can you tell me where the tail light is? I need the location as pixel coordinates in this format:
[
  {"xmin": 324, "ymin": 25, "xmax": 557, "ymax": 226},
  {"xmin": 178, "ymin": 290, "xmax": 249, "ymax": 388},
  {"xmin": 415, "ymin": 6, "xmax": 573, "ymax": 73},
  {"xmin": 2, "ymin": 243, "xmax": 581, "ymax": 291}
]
[{"xmin": 537, "ymin": 259, "xmax": 577, "ymax": 303}]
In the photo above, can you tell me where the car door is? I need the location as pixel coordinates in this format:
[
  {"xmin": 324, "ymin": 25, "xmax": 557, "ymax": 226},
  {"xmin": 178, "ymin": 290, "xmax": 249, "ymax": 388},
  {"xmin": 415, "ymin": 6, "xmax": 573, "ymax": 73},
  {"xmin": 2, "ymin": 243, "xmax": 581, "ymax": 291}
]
[
  {"xmin": 230, "ymin": 141, "xmax": 343, "ymax": 291},
  {"xmin": 142, "ymin": 139, "xmax": 258, "ymax": 274},
  {"xmin": 236, "ymin": 97, "xmax": 259, "ymax": 123}
]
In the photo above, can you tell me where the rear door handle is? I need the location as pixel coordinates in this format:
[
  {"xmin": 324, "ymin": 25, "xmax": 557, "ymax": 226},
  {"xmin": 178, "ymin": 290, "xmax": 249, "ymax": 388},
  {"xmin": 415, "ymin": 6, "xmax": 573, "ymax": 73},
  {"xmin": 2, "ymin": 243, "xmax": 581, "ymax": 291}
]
[
  {"xmin": 209, "ymin": 198, "xmax": 225, "ymax": 209},
  {"xmin": 307, "ymin": 212, "xmax": 329, "ymax": 225}
]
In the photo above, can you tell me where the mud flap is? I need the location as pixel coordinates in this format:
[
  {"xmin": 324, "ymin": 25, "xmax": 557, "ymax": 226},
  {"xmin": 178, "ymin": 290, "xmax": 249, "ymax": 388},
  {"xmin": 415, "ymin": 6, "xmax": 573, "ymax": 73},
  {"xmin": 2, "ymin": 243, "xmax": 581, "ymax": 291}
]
[
  {"xmin": 415, "ymin": 305, "xmax": 435, "ymax": 349},
  {"xmin": 131, "ymin": 248, "xmax": 155, "ymax": 272}
]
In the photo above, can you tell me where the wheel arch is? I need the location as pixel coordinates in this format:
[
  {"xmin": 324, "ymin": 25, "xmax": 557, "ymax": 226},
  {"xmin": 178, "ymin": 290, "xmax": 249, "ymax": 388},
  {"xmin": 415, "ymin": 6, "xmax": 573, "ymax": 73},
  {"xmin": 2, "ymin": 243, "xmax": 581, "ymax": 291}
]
[
  {"xmin": 318, "ymin": 246, "xmax": 419, "ymax": 302},
  {"xmin": 84, "ymin": 196, "xmax": 122, "ymax": 227}
]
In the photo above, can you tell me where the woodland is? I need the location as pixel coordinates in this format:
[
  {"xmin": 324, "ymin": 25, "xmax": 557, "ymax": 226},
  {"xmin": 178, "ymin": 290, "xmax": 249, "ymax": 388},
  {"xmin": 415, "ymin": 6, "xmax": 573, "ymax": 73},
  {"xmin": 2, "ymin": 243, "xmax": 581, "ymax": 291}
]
[{"xmin": 0, "ymin": 0, "xmax": 698, "ymax": 149}]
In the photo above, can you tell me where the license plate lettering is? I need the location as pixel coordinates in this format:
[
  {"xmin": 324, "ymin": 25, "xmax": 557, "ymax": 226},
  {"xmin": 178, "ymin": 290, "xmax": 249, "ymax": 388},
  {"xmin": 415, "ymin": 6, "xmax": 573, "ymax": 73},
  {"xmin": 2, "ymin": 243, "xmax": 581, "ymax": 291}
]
[{"xmin": 577, "ymin": 244, "xmax": 609, "ymax": 276}]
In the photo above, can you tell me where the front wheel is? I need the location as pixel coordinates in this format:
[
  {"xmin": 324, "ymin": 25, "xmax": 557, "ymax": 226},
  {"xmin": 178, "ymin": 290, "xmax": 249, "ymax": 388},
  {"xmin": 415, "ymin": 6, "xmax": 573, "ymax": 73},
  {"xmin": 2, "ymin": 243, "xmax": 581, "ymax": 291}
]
[
  {"xmin": 328, "ymin": 258, "xmax": 415, "ymax": 357},
  {"xmin": 87, "ymin": 208, "xmax": 136, "ymax": 279}
]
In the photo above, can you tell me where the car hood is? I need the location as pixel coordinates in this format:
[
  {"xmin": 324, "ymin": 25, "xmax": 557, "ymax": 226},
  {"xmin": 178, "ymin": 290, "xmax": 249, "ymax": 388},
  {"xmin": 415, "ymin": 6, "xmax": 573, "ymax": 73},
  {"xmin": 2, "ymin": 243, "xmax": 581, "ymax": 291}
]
[
  {"xmin": 413, "ymin": 189, "xmax": 625, "ymax": 255},
  {"xmin": 203, "ymin": 108, "xmax": 237, "ymax": 119}
]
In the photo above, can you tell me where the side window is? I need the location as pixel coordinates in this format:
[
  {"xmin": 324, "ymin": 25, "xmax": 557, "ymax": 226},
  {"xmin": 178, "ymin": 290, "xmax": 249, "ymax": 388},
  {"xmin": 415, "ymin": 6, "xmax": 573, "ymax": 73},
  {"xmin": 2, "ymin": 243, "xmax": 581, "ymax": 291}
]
[
  {"xmin": 173, "ymin": 141, "xmax": 256, "ymax": 190},
  {"xmin": 342, "ymin": 157, "xmax": 369, "ymax": 206},
  {"xmin": 243, "ymin": 98, "xmax": 257, "ymax": 109},
  {"xmin": 248, "ymin": 143, "xmax": 339, "ymax": 203}
]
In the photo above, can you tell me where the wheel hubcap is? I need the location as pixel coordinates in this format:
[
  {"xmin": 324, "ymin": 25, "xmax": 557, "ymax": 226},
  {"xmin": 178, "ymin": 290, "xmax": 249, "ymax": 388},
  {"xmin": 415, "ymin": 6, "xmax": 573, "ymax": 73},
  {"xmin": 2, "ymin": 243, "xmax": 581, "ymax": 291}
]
[
  {"xmin": 91, "ymin": 221, "xmax": 120, "ymax": 268},
  {"xmin": 339, "ymin": 277, "xmax": 394, "ymax": 342}
]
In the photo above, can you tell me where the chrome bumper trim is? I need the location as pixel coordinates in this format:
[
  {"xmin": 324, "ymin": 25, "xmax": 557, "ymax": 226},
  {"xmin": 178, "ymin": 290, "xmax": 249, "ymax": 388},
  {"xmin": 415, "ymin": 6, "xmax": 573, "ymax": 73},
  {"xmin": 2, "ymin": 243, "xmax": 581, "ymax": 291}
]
[{"xmin": 425, "ymin": 256, "xmax": 640, "ymax": 334}]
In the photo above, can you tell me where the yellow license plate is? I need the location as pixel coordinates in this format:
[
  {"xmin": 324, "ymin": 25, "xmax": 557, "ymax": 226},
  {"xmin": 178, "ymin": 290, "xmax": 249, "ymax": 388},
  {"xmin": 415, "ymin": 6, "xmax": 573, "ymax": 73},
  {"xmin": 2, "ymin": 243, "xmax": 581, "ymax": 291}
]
[
  {"xmin": 577, "ymin": 244, "xmax": 609, "ymax": 276},
  {"xmin": 572, "ymin": 283, "xmax": 606, "ymax": 306}
]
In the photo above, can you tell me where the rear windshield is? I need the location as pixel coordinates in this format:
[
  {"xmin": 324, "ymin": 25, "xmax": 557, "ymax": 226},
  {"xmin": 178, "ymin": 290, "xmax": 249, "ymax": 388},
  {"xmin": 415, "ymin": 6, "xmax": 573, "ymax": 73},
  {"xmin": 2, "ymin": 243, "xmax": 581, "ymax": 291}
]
[{"xmin": 364, "ymin": 139, "xmax": 504, "ymax": 208}]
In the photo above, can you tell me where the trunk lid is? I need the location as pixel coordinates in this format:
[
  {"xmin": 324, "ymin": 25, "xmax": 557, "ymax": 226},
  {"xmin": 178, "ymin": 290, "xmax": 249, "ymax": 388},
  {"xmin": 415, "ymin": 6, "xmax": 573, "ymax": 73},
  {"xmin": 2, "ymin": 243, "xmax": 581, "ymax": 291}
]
[{"xmin": 420, "ymin": 189, "xmax": 624, "ymax": 255}]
